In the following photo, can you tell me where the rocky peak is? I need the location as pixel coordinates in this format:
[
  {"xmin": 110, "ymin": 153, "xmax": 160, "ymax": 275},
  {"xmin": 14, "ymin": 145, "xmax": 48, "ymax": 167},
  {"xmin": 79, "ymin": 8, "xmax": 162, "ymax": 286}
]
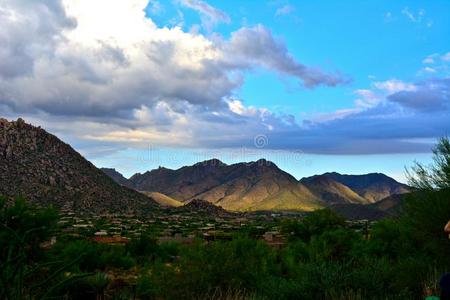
[{"xmin": 193, "ymin": 158, "xmax": 226, "ymax": 168}]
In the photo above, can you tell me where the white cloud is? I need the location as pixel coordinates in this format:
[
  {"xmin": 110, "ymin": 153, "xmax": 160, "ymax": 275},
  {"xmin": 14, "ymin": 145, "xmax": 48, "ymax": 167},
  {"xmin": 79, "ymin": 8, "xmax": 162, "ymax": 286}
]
[
  {"xmin": 423, "ymin": 67, "xmax": 436, "ymax": 73},
  {"xmin": 422, "ymin": 54, "xmax": 437, "ymax": 64},
  {"xmin": 1, "ymin": 1, "xmax": 346, "ymax": 120},
  {"xmin": 309, "ymin": 108, "xmax": 360, "ymax": 123},
  {"xmin": 383, "ymin": 11, "xmax": 392, "ymax": 22},
  {"xmin": 227, "ymin": 99, "xmax": 268, "ymax": 117},
  {"xmin": 275, "ymin": 5, "xmax": 294, "ymax": 17},
  {"xmin": 401, "ymin": 7, "xmax": 433, "ymax": 28},
  {"xmin": 354, "ymin": 89, "xmax": 380, "ymax": 108},
  {"xmin": 223, "ymin": 25, "xmax": 348, "ymax": 88},
  {"xmin": 442, "ymin": 52, "xmax": 450, "ymax": 62},
  {"xmin": 147, "ymin": 0, "xmax": 164, "ymax": 15},
  {"xmin": 179, "ymin": 0, "xmax": 230, "ymax": 31},
  {"xmin": 373, "ymin": 79, "xmax": 417, "ymax": 94},
  {"xmin": 4, "ymin": 0, "xmax": 445, "ymax": 155},
  {"xmin": 401, "ymin": 7, "xmax": 425, "ymax": 23}
]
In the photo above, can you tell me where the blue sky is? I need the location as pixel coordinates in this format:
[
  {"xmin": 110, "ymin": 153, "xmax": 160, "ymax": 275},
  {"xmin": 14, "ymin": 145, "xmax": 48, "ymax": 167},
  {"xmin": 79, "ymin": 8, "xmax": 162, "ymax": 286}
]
[
  {"xmin": 147, "ymin": 0, "xmax": 449, "ymax": 114},
  {"xmin": 146, "ymin": 0, "xmax": 449, "ymax": 115},
  {"xmin": 1, "ymin": 0, "xmax": 449, "ymax": 182}
]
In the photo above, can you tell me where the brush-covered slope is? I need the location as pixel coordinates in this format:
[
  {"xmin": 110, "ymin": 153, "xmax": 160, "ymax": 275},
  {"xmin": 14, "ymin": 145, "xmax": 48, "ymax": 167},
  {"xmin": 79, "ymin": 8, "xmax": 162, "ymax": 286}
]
[
  {"xmin": 322, "ymin": 172, "xmax": 410, "ymax": 202},
  {"xmin": 130, "ymin": 159, "xmax": 321, "ymax": 211},
  {"xmin": 0, "ymin": 118, "xmax": 157, "ymax": 214}
]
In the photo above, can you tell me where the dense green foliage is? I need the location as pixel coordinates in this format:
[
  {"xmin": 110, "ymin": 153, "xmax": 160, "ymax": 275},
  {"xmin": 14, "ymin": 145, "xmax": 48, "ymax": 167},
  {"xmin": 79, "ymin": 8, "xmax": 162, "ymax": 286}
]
[
  {"xmin": 0, "ymin": 197, "xmax": 89, "ymax": 299},
  {"xmin": 1, "ymin": 138, "xmax": 450, "ymax": 299}
]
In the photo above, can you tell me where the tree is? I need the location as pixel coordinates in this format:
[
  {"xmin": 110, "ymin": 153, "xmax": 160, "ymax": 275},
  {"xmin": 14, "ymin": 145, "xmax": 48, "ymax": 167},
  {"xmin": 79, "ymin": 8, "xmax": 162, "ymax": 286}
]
[
  {"xmin": 282, "ymin": 209, "xmax": 346, "ymax": 242},
  {"xmin": 403, "ymin": 137, "xmax": 450, "ymax": 267},
  {"xmin": 0, "ymin": 197, "xmax": 87, "ymax": 299},
  {"xmin": 407, "ymin": 136, "xmax": 450, "ymax": 190}
]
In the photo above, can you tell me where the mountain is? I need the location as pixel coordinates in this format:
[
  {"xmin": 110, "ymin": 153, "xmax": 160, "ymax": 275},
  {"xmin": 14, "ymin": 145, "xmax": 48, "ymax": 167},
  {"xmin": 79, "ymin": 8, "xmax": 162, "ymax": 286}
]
[
  {"xmin": 0, "ymin": 118, "xmax": 157, "ymax": 214},
  {"xmin": 299, "ymin": 175, "xmax": 369, "ymax": 205},
  {"xmin": 100, "ymin": 168, "xmax": 134, "ymax": 189},
  {"xmin": 320, "ymin": 172, "xmax": 410, "ymax": 203},
  {"xmin": 129, "ymin": 159, "xmax": 322, "ymax": 211}
]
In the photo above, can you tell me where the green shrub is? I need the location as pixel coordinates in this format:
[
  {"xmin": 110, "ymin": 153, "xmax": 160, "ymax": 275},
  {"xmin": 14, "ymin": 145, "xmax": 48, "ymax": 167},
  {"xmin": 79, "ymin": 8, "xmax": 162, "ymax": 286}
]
[
  {"xmin": 51, "ymin": 239, "xmax": 135, "ymax": 272},
  {"xmin": 282, "ymin": 209, "xmax": 346, "ymax": 242}
]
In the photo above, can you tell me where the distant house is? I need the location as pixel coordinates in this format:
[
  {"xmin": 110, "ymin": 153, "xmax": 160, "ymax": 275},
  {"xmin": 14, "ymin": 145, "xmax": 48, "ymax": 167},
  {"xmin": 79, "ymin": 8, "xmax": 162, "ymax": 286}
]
[
  {"xmin": 73, "ymin": 224, "xmax": 91, "ymax": 228},
  {"xmin": 94, "ymin": 230, "xmax": 108, "ymax": 236}
]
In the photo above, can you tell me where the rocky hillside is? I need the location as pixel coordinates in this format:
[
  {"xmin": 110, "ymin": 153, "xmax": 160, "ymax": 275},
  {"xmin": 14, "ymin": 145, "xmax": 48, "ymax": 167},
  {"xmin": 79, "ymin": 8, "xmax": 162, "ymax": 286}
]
[{"xmin": 0, "ymin": 118, "xmax": 157, "ymax": 214}]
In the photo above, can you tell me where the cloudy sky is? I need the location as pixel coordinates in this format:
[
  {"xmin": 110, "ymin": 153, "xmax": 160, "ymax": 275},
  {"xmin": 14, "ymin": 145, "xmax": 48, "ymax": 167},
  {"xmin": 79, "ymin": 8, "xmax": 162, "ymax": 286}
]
[{"xmin": 1, "ymin": 0, "xmax": 449, "ymax": 182}]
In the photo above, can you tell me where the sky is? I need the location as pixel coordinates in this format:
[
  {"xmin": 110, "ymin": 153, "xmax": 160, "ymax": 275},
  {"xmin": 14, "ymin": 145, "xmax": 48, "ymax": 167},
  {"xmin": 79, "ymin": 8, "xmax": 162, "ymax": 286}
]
[{"xmin": 0, "ymin": 0, "xmax": 449, "ymax": 182}]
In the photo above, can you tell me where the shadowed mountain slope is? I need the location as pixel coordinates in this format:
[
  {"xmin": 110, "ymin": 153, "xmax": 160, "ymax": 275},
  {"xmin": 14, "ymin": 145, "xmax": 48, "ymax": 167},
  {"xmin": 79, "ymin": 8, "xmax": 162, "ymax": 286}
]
[
  {"xmin": 321, "ymin": 172, "xmax": 410, "ymax": 202},
  {"xmin": 101, "ymin": 168, "xmax": 134, "ymax": 189},
  {"xmin": 300, "ymin": 175, "xmax": 369, "ymax": 205}
]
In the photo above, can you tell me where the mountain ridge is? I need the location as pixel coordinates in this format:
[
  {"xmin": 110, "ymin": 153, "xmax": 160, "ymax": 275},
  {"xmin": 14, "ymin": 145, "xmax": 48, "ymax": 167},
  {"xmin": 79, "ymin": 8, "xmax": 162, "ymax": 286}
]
[
  {"xmin": 320, "ymin": 172, "xmax": 410, "ymax": 202},
  {"xmin": 126, "ymin": 158, "xmax": 322, "ymax": 211},
  {"xmin": 103, "ymin": 159, "xmax": 410, "ymax": 212}
]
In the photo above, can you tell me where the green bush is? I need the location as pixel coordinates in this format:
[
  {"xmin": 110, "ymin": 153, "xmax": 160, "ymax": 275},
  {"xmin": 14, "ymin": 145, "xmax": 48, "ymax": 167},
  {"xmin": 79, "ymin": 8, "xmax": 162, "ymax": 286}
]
[
  {"xmin": 282, "ymin": 208, "xmax": 346, "ymax": 242},
  {"xmin": 147, "ymin": 238, "xmax": 277, "ymax": 299},
  {"xmin": 51, "ymin": 239, "xmax": 135, "ymax": 272}
]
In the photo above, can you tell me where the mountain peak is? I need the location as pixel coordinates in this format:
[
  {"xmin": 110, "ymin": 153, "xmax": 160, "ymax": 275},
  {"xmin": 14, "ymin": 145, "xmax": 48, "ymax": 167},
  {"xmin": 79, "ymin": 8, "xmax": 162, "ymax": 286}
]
[
  {"xmin": 193, "ymin": 158, "xmax": 227, "ymax": 168},
  {"xmin": 250, "ymin": 158, "xmax": 277, "ymax": 168}
]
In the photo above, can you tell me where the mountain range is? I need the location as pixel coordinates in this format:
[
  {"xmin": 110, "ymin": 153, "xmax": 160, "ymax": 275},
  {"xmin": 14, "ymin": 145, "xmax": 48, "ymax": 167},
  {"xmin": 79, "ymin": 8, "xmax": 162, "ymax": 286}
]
[
  {"xmin": 101, "ymin": 159, "xmax": 410, "ymax": 212},
  {"xmin": 0, "ymin": 117, "xmax": 410, "ymax": 216}
]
